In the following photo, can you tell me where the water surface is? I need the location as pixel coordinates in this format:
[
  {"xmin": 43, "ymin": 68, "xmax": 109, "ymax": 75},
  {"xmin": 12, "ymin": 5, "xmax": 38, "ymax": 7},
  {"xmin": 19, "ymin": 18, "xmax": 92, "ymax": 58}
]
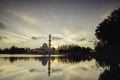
[{"xmin": 0, "ymin": 54, "xmax": 104, "ymax": 80}]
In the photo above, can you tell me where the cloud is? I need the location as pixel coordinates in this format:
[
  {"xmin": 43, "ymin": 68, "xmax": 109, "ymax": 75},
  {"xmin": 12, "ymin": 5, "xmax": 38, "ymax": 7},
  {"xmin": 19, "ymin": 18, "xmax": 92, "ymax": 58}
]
[
  {"xmin": 52, "ymin": 68, "xmax": 63, "ymax": 72},
  {"xmin": 80, "ymin": 67, "xmax": 88, "ymax": 71},
  {"xmin": 52, "ymin": 36, "xmax": 63, "ymax": 40},
  {"xmin": 77, "ymin": 38, "xmax": 86, "ymax": 41},
  {"xmin": 29, "ymin": 69, "xmax": 44, "ymax": 73},
  {"xmin": 0, "ymin": 36, "xmax": 7, "ymax": 41},
  {"xmin": 31, "ymin": 36, "xmax": 46, "ymax": 40},
  {"xmin": 0, "ymin": 22, "xmax": 6, "ymax": 30},
  {"xmin": 0, "ymin": 69, "xmax": 4, "ymax": 72},
  {"xmin": 5, "ymin": 9, "xmax": 40, "ymax": 25},
  {"xmin": 88, "ymin": 41, "xmax": 93, "ymax": 43},
  {"xmin": 18, "ymin": 15, "xmax": 39, "ymax": 25}
]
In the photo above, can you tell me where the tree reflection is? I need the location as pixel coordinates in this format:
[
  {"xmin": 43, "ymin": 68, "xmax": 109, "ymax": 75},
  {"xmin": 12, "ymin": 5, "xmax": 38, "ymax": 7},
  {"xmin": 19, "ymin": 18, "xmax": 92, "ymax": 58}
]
[
  {"xmin": 57, "ymin": 55, "xmax": 92, "ymax": 64},
  {"xmin": 99, "ymin": 68, "xmax": 120, "ymax": 80},
  {"xmin": 1, "ymin": 54, "xmax": 92, "ymax": 64},
  {"xmin": 95, "ymin": 52, "xmax": 120, "ymax": 80}
]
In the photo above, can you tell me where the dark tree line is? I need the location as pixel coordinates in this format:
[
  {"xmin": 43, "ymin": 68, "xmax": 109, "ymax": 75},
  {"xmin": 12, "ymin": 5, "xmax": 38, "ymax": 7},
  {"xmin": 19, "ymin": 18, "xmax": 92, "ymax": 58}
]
[
  {"xmin": 57, "ymin": 44, "xmax": 92, "ymax": 55},
  {"xmin": 0, "ymin": 44, "xmax": 92, "ymax": 55},
  {"xmin": 0, "ymin": 55, "xmax": 92, "ymax": 64},
  {"xmin": 0, "ymin": 45, "xmax": 29, "ymax": 54}
]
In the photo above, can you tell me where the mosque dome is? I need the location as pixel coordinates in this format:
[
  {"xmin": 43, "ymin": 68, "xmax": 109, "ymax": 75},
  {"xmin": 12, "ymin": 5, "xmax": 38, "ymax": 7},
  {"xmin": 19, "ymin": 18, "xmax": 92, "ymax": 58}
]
[{"xmin": 42, "ymin": 43, "xmax": 48, "ymax": 48}]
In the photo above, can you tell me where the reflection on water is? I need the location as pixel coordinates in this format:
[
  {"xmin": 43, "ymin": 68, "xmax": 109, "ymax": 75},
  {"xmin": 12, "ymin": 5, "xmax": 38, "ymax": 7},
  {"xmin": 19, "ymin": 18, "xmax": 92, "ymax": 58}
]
[
  {"xmin": 95, "ymin": 56, "xmax": 120, "ymax": 80},
  {"xmin": 0, "ymin": 54, "xmax": 119, "ymax": 80}
]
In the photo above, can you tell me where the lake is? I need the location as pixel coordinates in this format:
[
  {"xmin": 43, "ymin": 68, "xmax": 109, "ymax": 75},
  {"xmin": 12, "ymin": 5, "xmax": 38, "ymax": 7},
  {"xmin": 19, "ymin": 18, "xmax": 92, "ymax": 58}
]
[{"xmin": 0, "ymin": 54, "xmax": 106, "ymax": 80}]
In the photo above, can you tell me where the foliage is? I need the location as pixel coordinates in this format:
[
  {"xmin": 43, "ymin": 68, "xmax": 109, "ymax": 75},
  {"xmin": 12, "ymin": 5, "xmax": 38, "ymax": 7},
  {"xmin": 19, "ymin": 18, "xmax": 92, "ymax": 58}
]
[
  {"xmin": 0, "ymin": 45, "xmax": 28, "ymax": 54},
  {"xmin": 58, "ymin": 44, "xmax": 92, "ymax": 55},
  {"xmin": 95, "ymin": 7, "xmax": 120, "ymax": 45},
  {"xmin": 95, "ymin": 7, "xmax": 120, "ymax": 52}
]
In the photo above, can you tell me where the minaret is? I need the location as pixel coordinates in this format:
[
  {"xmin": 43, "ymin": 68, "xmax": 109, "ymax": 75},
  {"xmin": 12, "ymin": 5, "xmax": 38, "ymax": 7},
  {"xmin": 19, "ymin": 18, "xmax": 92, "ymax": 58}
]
[{"xmin": 49, "ymin": 34, "xmax": 51, "ymax": 48}]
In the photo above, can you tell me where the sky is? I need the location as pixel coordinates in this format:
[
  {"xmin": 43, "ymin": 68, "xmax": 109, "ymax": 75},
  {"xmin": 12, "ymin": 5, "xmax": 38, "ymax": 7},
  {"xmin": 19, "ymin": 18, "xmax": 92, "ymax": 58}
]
[{"xmin": 0, "ymin": 0, "xmax": 120, "ymax": 49}]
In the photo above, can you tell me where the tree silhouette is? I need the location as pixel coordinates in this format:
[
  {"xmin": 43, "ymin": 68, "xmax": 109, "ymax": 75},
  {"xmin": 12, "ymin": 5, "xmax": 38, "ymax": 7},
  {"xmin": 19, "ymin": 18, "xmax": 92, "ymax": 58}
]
[
  {"xmin": 96, "ymin": 54, "xmax": 120, "ymax": 80},
  {"xmin": 95, "ymin": 8, "xmax": 120, "ymax": 56},
  {"xmin": 95, "ymin": 7, "xmax": 120, "ymax": 80},
  {"xmin": 0, "ymin": 45, "xmax": 27, "ymax": 54},
  {"xmin": 58, "ymin": 44, "xmax": 92, "ymax": 55},
  {"xmin": 99, "ymin": 68, "xmax": 120, "ymax": 80},
  {"xmin": 95, "ymin": 7, "xmax": 120, "ymax": 52}
]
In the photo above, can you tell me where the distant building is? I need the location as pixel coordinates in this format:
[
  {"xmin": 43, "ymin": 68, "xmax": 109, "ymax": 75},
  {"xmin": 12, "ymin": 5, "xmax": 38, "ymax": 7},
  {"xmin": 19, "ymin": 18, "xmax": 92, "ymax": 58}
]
[
  {"xmin": 30, "ymin": 43, "xmax": 50, "ymax": 54},
  {"xmin": 29, "ymin": 43, "xmax": 58, "ymax": 54},
  {"xmin": 28, "ymin": 34, "xmax": 58, "ymax": 54}
]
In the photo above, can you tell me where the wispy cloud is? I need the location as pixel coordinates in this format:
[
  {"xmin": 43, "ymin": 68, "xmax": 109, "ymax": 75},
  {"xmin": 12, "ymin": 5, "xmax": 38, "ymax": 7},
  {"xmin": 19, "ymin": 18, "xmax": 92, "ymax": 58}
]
[
  {"xmin": 0, "ymin": 69, "xmax": 4, "ymax": 72},
  {"xmin": 60, "ymin": 24, "xmax": 91, "ymax": 40},
  {"xmin": 1, "ymin": 37, "xmax": 26, "ymax": 43},
  {"xmin": 18, "ymin": 15, "xmax": 39, "ymax": 25},
  {"xmin": 88, "ymin": 41, "xmax": 93, "ymax": 43},
  {"xmin": 0, "ymin": 36, "xmax": 7, "ymax": 41},
  {"xmin": 29, "ymin": 69, "xmax": 45, "ymax": 72},
  {"xmin": 52, "ymin": 34, "xmax": 63, "ymax": 40},
  {"xmin": 4, "ymin": 9, "xmax": 40, "ymax": 25},
  {"xmin": 80, "ymin": 67, "xmax": 88, "ymax": 71},
  {"xmin": 0, "ymin": 22, "xmax": 6, "ymax": 30},
  {"xmin": 52, "ymin": 36, "xmax": 63, "ymax": 40},
  {"xmin": 52, "ymin": 68, "xmax": 63, "ymax": 72},
  {"xmin": 78, "ymin": 38, "xmax": 86, "ymax": 41},
  {"xmin": 0, "ymin": 31, "xmax": 27, "ymax": 43},
  {"xmin": 31, "ymin": 36, "xmax": 46, "ymax": 40},
  {"xmin": 3, "ymin": 30, "xmax": 29, "ymax": 40}
]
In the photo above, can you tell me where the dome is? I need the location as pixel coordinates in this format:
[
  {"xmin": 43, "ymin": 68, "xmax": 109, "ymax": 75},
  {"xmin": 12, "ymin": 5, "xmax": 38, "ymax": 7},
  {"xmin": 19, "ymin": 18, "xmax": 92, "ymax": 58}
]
[
  {"xmin": 42, "ymin": 43, "xmax": 48, "ymax": 48},
  {"xmin": 41, "ymin": 58, "xmax": 47, "ymax": 66}
]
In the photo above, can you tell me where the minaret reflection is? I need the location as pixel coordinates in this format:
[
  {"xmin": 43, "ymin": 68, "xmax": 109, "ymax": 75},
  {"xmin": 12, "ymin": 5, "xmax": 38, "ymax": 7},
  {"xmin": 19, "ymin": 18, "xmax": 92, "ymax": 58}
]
[{"xmin": 48, "ymin": 54, "xmax": 51, "ymax": 76}]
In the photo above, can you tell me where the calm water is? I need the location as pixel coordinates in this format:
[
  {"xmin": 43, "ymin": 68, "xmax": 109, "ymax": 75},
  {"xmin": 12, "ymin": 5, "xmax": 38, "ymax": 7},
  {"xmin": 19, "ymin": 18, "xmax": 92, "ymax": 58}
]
[{"xmin": 0, "ymin": 54, "xmax": 105, "ymax": 80}]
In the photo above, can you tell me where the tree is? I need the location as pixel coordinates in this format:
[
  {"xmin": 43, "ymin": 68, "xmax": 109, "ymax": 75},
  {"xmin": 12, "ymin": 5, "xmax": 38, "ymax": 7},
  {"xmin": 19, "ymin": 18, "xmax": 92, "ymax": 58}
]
[
  {"xmin": 58, "ymin": 44, "xmax": 92, "ymax": 55},
  {"xmin": 95, "ymin": 7, "xmax": 120, "ymax": 47}
]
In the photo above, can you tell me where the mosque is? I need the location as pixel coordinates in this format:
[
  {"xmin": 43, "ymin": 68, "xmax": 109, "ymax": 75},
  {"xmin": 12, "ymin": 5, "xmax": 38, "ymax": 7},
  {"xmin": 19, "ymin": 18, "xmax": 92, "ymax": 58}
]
[{"xmin": 29, "ymin": 34, "xmax": 58, "ymax": 54}]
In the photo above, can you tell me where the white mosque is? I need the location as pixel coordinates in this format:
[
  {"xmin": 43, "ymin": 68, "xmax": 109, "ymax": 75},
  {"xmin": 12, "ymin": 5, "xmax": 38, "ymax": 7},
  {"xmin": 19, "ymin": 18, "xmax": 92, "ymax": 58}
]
[{"xmin": 28, "ymin": 34, "xmax": 58, "ymax": 54}]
